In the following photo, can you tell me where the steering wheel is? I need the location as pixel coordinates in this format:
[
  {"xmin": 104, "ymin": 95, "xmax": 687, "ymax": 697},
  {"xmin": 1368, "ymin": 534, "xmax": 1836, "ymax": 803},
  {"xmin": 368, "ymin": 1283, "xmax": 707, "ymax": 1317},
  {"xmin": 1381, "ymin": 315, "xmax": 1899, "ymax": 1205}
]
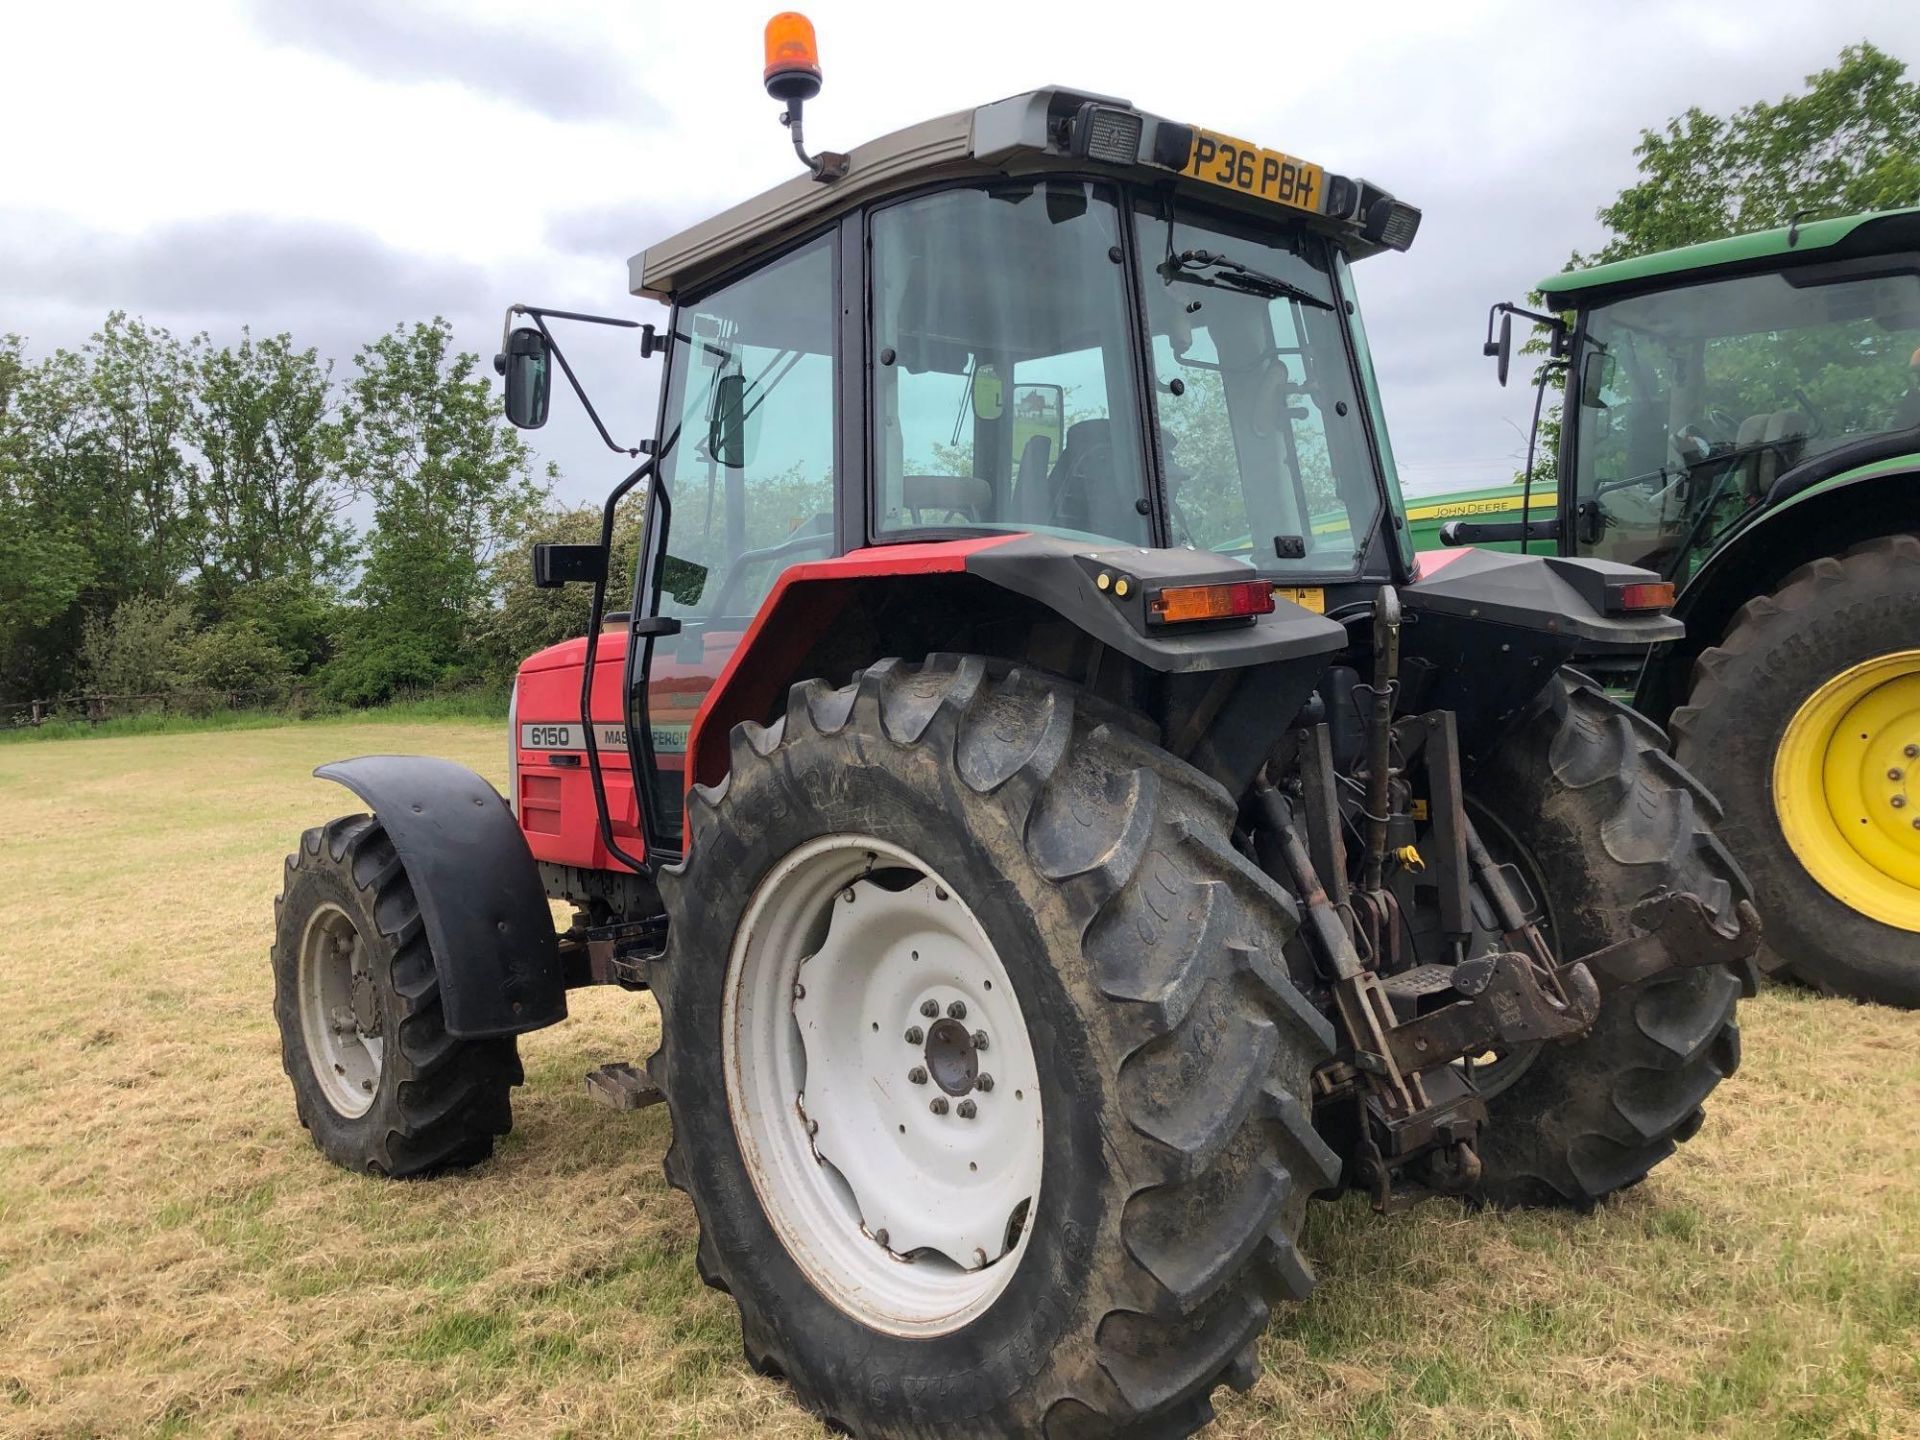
[{"xmin": 1703, "ymin": 407, "xmax": 1740, "ymax": 442}]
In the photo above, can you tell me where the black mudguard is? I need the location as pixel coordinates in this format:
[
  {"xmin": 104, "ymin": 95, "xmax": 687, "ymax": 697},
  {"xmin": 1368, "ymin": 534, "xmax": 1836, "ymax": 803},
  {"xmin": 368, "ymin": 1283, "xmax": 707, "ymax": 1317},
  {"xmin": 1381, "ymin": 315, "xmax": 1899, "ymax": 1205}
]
[
  {"xmin": 315, "ymin": 755, "xmax": 565, "ymax": 1039},
  {"xmin": 1401, "ymin": 549, "xmax": 1685, "ymax": 754}
]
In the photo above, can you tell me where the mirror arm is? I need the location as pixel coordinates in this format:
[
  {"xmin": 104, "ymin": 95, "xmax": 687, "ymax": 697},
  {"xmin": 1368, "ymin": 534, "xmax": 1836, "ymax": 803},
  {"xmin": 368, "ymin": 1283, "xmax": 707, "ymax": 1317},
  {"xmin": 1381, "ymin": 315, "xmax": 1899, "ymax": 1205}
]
[
  {"xmin": 495, "ymin": 303, "xmax": 661, "ymax": 456},
  {"xmin": 1483, "ymin": 300, "xmax": 1570, "ymax": 369},
  {"xmin": 535, "ymin": 311, "xmax": 642, "ymax": 458}
]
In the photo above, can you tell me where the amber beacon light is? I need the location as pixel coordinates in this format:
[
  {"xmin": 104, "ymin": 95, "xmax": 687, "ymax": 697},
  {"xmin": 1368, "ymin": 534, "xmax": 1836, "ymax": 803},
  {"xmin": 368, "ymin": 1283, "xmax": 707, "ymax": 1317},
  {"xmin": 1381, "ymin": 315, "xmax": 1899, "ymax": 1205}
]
[{"xmin": 764, "ymin": 12, "xmax": 823, "ymax": 101}]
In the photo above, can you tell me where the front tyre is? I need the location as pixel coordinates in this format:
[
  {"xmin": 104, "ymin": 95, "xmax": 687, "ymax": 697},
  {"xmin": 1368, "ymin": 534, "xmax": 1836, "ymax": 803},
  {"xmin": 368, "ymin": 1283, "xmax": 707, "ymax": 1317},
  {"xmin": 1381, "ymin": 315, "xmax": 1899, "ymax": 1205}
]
[
  {"xmin": 1466, "ymin": 672, "xmax": 1750, "ymax": 1208},
  {"xmin": 651, "ymin": 656, "xmax": 1338, "ymax": 1439},
  {"xmin": 272, "ymin": 814, "xmax": 521, "ymax": 1176}
]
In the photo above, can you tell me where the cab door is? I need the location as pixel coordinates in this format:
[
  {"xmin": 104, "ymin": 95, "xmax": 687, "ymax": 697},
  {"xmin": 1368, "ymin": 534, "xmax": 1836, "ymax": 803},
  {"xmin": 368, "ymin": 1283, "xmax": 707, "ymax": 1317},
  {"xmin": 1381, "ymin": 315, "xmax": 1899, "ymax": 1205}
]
[{"xmin": 636, "ymin": 232, "xmax": 841, "ymax": 852}]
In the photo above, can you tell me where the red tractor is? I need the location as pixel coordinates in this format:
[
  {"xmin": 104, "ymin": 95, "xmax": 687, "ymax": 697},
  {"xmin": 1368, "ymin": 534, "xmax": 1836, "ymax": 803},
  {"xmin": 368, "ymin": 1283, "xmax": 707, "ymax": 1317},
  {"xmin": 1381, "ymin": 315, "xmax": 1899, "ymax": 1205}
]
[{"xmin": 273, "ymin": 22, "xmax": 1759, "ymax": 1438}]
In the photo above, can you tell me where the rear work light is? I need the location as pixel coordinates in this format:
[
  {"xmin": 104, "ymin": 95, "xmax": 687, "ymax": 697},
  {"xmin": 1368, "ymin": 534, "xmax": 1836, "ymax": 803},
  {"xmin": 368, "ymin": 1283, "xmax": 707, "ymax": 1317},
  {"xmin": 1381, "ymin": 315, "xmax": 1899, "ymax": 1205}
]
[
  {"xmin": 1146, "ymin": 580, "xmax": 1276, "ymax": 626},
  {"xmin": 1071, "ymin": 102, "xmax": 1143, "ymax": 164},
  {"xmin": 1611, "ymin": 581, "xmax": 1676, "ymax": 613}
]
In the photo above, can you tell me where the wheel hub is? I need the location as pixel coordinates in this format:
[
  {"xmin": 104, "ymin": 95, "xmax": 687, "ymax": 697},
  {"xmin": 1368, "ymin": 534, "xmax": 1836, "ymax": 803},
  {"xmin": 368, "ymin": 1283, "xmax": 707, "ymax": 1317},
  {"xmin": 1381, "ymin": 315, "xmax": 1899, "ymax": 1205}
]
[
  {"xmin": 724, "ymin": 835, "xmax": 1043, "ymax": 1337},
  {"xmin": 1774, "ymin": 649, "xmax": 1920, "ymax": 932},
  {"xmin": 296, "ymin": 902, "xmax": 386, "ymax": 1117},
  {"xmin": 922, "ymin": 1017, "xmax": 979, "ymax": 1096}
]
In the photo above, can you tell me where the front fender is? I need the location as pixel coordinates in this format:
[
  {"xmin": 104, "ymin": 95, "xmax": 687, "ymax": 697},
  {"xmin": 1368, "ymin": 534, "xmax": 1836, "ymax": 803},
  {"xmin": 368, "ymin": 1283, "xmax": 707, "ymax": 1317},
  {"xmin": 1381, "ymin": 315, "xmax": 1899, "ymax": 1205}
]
[{"xmin": 315, "ymin": 755, "xmax": 564, "ymax": 1039}]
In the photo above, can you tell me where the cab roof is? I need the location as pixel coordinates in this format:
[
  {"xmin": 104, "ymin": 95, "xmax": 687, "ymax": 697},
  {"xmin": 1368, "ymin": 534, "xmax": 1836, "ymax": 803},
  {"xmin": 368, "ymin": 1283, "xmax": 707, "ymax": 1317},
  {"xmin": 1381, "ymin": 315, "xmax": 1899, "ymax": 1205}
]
[
  {"xmin": 1538, "ymin": 205, "xmax": 1920, "ymax": 309},
  {"xmin": 631, "ymin": 86, "xmax": 1416, "ymax": 302}
]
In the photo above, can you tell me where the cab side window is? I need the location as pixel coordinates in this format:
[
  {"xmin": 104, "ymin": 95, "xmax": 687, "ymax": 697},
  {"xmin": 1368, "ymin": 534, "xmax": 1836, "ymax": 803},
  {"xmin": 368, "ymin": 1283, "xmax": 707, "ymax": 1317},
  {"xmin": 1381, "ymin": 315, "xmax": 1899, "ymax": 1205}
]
[{"xmin": 656, "ymin": 236, "xmax": 837, "ymax": 622}]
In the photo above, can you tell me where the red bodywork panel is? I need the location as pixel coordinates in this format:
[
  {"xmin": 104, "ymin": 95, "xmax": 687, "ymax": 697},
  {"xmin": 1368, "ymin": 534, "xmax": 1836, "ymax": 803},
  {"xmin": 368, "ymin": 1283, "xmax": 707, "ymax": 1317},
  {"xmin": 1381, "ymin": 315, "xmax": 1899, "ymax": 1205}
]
[
  {"xmin": 1413, "ymin": 546, "xmax": 1472, "ymax": 580},
  {"xmin": 511, "ymin": 536, "xmax": 1019, "ymax": 873}
]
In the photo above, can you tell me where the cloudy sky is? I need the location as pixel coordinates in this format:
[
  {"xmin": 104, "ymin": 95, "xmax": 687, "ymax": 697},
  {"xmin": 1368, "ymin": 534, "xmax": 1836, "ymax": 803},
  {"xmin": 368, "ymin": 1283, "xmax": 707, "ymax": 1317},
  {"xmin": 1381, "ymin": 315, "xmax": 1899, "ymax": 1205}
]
[{"xmin": 6, "ymin": 0, "xmax": 1917, "ymax": 502}]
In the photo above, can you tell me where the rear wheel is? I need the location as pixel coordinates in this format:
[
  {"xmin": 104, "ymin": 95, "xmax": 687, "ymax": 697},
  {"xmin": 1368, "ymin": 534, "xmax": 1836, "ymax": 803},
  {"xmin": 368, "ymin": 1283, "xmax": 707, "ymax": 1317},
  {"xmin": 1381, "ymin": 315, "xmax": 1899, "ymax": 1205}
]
[
  {"xmin": 1671, "ymin": 536, "xmax": 1920, "ymax": 1006},
  {"xmin": 272, "ymin": 814, "xmax": 521, "ymax": 1176},
  {"xmin": 1465, "ymin": 672, "xmax": 1750, "ymax": 1208},
  {"xmin": 651, "ymin": 656, "xmax": 1338, "ymax": 1439}
]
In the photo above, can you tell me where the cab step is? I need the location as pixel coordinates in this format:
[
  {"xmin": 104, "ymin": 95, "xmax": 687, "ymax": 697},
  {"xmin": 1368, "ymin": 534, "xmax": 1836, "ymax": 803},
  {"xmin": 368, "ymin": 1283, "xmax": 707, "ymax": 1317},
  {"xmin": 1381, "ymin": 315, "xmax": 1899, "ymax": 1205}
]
[{"xmin": 584, "ymin": 1060, "xmax": 666, "ymax": 1111}]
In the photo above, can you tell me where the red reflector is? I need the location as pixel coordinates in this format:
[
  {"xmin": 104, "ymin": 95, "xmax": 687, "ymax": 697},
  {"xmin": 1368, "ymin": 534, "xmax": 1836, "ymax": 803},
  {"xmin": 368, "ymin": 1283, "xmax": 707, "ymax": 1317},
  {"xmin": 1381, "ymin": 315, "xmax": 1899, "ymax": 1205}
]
[
  {"xmin": 1146, "ymin": 580, "xmax": 1276, "ymax": 626},
  {"xmin": 1614, "ymin": 581, "xmax": 1676, "ymax": 612}
]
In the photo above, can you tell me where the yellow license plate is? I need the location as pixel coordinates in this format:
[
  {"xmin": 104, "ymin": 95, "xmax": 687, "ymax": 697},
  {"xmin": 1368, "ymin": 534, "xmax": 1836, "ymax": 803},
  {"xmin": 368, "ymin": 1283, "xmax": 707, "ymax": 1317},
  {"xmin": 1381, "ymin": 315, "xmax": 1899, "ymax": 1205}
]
[
  {"xmin": 1273, "ymin": 586, "xmax": 1326, "ymax": 614},
  {"xmin": 1184, "ymin": 127, "xmax": 1325, "ymax": 214}
]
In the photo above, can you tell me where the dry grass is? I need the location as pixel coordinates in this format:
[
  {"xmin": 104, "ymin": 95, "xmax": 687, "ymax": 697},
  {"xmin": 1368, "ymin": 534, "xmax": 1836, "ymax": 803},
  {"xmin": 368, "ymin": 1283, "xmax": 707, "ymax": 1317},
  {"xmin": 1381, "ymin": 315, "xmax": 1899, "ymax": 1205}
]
[{"xmin": 0, "ymin": 722, "xmax": 1915, "ymax": 1439}]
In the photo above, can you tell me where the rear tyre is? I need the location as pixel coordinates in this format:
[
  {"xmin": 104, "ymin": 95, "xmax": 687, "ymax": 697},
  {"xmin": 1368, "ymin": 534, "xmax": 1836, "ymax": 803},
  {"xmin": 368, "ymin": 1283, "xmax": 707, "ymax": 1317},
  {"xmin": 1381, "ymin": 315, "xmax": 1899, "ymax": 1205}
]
[
  {"xmin": 1670, "ymin": 535, "xmax": 1920, "ymax": 1007},
  {"xmin": 651, "ymin": 656, "xmax": 1338, "ymax": 1439},
  {"xmin": 1465, "ymin": 672, "xmax": 1750, "ymax": 1208},
  {"xmin": 272, "ymin": 814, "xmax": 522, "ymax": 1176}
]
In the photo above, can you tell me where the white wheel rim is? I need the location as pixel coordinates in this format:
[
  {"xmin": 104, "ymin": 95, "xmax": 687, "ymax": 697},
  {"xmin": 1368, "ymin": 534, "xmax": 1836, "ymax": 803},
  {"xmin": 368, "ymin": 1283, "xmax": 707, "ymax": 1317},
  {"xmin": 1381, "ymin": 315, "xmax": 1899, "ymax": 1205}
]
[
  {"xmin": 723, "ymin": 834, "xmax": 1043, "ymax": 1337},
  {"xmin": 297, "ymin": 901, "xmax": 385, "ymax": 1117}
]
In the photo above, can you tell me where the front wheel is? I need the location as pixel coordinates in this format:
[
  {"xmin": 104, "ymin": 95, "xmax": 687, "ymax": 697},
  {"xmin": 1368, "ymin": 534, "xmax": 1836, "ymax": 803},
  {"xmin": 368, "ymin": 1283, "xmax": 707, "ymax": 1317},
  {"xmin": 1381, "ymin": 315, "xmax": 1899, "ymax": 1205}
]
[
  {"xmin": 1464, "ymin": 672, "xmax": 1750, "ymax": 1208},
  {"xmin": 272, "ymin": 814, "xmax": 521, "ymax": 1176},
  {"xmin": 651, "ymin": 656, "xmax": 1338, "ymax": 1439}
]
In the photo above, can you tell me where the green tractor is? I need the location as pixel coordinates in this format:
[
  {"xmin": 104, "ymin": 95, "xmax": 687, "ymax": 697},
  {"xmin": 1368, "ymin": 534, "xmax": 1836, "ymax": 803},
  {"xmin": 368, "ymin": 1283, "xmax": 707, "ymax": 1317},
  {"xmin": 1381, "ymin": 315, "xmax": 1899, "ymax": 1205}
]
[
  {"xmin": 1431, "ymin": 209, "xmax": 1920, "ymax": 1007},
  {"xmin": 270, "ymin": 21, "xmax": 1759, "ymax": 1437}
]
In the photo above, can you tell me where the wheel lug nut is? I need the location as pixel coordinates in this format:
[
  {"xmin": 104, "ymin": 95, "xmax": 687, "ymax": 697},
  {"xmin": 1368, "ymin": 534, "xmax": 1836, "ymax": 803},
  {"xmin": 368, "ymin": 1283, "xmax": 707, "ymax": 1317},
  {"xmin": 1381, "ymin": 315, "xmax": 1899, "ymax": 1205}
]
[
  {"xmin": 873, "ymin": 1228, "xmax": 889, "ymax": 1248},
  {"xmin": 1890, "ymin": 768, "xmax": 1906, "ymax": 782},
  {"xmin": 957, "ymin": 1099, "xmax": 977, "ymax": 1119},
  {"xmin": 972, "ymin": 1029, "xmax": 989, "ymax": 1051},
  {"xmin": 1894, "ymin": 796, "xmax": 1909, "ymax": 810},
  {"xmin": 1906, "ymin": 744, "xmax": 1919, "ymax": 759},
  {"xmin": 905, "ymin": 1026, "xmax": 924, "ymax": 1044},
  {"xmin": 920, "ymin": 1000, "xmax": 939, "ymax": 1018},
  {"xmin": 930, "ymin": 1097, "xmax": 949, "ymax": 1115},
  {"xmin": 947, "ymin": 1000, "xmax": 967, "ymax": 1020},
  {"xmin": 908, "ymin": 1066, "xmax": 928, "ymax": 1085},
  {"xmin": 976, "ymin": 1073, "xmax": 994, "ymax": 1092}
]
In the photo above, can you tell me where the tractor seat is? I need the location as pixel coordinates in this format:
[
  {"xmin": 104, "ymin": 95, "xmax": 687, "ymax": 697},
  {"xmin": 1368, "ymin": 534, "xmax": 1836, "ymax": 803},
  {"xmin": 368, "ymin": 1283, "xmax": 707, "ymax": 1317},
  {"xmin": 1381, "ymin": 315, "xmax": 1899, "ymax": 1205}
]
[
  {"xmin": 1733, "ymin": 411, "xmax": 1807, "ymax": 499},
  {"xmin": 1047, "ymin": 418, "xmax": 1117, "ymax": 535}
]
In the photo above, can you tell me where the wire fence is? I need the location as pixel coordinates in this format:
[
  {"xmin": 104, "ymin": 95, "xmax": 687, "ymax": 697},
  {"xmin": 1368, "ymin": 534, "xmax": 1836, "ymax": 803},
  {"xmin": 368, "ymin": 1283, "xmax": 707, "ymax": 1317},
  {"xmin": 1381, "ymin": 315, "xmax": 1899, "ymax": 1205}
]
[{"xmin": 3, "ymin": 687, "xmax": 317, "ymax": 729}]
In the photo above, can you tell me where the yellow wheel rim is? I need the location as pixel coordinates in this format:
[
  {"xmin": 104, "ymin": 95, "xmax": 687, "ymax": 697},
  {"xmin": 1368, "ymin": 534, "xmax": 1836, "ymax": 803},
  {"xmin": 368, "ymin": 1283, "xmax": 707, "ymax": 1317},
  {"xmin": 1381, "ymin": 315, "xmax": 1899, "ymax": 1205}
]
[{"xmin": 1773, "ymin": 649, "xmax": 1920, "ymax": 932}]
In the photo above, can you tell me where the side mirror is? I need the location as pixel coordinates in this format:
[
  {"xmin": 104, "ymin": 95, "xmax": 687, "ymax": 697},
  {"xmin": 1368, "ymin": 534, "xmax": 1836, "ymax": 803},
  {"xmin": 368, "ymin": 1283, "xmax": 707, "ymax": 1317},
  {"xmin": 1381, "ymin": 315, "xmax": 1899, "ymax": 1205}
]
[
  {"xmin": 500, "ymin": 328, "xmax": 552, "ymax": 430},
  {"xmin": 1580, "ymin": 351, "xmax": 1614, "ymax": 409},
  {"xmin": 1483, "ymin": 311, "xmax": 1513, "ymax": 387},
  {"xmin": 531, "ymin": 542, "xmax": 607, "ymax": 589},
  {"xmin": 708, "ymin": 370, "xmax": 754, "ymax": 469}
]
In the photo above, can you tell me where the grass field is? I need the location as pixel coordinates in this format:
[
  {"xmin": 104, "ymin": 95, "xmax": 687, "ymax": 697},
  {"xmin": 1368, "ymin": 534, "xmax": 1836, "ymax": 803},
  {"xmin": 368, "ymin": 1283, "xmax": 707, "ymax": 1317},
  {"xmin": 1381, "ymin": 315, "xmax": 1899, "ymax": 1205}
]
[{"xmin": 1, "ymin": 721, "xmax": 1915, "ymax": 1438}]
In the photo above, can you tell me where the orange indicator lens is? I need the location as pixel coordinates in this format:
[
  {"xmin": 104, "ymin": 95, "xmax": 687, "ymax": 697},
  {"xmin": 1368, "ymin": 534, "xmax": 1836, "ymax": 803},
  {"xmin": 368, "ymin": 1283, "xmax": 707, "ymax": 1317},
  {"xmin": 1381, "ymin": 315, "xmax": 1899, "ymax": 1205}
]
[
  {"xmin": 1146, "ymin": 580, "xmax": 1276, "ymax": 625},
  {"xmin": 1614, "ymin": 581, "xmax": 1675, "ymax": 612}
]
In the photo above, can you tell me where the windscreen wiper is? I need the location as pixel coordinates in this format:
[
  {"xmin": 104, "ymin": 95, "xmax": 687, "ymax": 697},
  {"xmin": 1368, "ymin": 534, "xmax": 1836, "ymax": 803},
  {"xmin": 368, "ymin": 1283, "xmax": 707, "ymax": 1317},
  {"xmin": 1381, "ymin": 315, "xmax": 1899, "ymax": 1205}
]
[{"xmin": 1161, "ymin": 248, "xmax": 1335, "ymax": 312}]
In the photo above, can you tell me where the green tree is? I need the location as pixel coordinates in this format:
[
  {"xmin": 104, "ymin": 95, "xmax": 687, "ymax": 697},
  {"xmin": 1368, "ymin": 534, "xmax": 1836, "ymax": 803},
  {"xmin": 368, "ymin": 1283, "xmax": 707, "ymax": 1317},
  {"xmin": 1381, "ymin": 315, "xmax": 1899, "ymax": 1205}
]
[
  {"xmin": 1515, "ymin": 43, "xmax": 1920, "ymax": 487},
  {"xmin": 83, "ymin": 312, "xmax": 205, "ymax": 597},
  {"xmin": 77, "ymin": 595, "xmax": 194, "ymax": 697},
  {"xmin": 0, "ymin": 337, "xmax": 92, "ymax": 697},
  {"xmin": 330, "ymin": 319, "xmax": 549, "ymax": 702},
  {"xmin": 190, "ymin": 329, "xmax": 350, "ymax": 616},
  {"xmin": 1585, "ymin": 42, "xmax": 1920, "ymax": 265},
  {"xmin": 477, "ymin": 499, "xmax": 646, "ymax": 676}
]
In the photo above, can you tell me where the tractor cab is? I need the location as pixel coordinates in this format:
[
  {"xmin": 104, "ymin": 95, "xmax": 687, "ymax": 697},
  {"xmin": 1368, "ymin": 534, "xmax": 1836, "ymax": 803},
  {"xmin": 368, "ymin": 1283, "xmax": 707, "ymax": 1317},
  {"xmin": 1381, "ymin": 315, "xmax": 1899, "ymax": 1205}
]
[
  {"xmin": 506, "ymin": 75, "xmax": 1429, "ymax": 869},
  {"xmin": 1472, "ymin": 209, "xmax": 1920, "ymax": 583}
]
